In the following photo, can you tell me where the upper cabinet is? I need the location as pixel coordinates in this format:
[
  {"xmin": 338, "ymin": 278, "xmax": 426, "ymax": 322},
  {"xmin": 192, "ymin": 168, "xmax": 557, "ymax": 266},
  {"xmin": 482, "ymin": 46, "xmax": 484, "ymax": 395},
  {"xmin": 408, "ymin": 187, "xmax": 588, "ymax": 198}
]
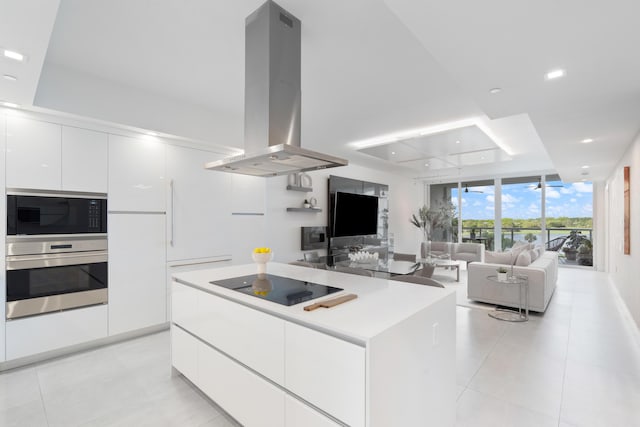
[
  {"xmin": 62, "ymin": 126, "xmax": 108, "ymax": 193},
  {"xmin": 6, "ymin": 117, "xmax": 109, "ymax": 193},
  {"xmin": 6, "ymin": 116, "xmax": 62, "ymax": 190},
  {"xmin": 108, "ymin": 134, "xmax": 166, "ymax": 212},
  {"xmin": 166, "ymin": 145, "xmax": 232, "ymax": 261}
]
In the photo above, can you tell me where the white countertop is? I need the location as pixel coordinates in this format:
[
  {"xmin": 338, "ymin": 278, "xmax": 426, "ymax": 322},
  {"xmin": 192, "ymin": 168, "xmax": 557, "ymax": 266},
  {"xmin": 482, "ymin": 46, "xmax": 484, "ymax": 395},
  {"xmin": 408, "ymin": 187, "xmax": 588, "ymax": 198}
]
[{"xmin": 172, "ymin": 262, "xmax": 455, "ymax": 344}]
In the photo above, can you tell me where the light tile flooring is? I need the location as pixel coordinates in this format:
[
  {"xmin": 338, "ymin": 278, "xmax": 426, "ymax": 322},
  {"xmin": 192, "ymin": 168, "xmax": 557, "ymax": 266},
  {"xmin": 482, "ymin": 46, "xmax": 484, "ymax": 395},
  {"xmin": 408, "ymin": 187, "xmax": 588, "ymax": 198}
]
[{"xmin": 1, "ymin": 268, "xmax": 639, "ymax": 426}]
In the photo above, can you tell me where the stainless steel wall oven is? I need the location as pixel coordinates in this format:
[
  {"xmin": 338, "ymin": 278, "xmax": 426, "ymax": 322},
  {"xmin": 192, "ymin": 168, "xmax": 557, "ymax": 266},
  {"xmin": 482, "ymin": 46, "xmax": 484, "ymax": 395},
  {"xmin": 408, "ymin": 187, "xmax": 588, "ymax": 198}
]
[{"xmin": 5, "ymin": 191, "xmax": 108, "ymax": 320}]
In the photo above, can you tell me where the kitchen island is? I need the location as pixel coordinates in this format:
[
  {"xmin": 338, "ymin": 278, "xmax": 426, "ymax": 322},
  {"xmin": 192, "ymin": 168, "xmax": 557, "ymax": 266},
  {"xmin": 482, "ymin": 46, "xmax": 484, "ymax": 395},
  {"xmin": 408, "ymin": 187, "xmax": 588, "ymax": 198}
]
[{"xmin": 171, "ymin": 263, "xmax": 456, "ymax": 427}]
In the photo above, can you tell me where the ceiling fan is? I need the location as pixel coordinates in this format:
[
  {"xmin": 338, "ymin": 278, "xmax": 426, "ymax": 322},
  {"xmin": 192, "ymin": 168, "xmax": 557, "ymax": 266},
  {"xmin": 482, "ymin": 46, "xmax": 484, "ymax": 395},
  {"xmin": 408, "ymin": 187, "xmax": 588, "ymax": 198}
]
[
  {"xmin": 464, "ymin": 185, "xmax": 483, "ymax": 193},
  {"xmin": 528, "ymin": 180, "xmax": 564, "ymax": 190}
]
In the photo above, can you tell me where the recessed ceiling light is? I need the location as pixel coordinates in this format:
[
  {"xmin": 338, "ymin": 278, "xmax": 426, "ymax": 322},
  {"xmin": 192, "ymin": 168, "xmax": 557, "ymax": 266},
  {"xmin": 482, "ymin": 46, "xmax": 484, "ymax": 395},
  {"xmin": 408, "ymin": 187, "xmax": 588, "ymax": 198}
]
[
  {"xmin": 545, "ymin": 69, "xmax": 565, "ymax": 80},
  {"xmin": 489, "ymin": 87, "xmax": 502, "ymax": 94},
  {"xmin": 3, "ymin": 74, "xmax": 17, "ymax": 81},
  {"xmin": 148, "ymin": 131, "xmax": 158, "ymax": 136},
  {"xmin": 3, "ymin": 49, "xmax": 24, "ymax": 61},
  {"xmin": 455, "ymin": 140, "xmax": 461, "ymax": 144},
  {"xmin": 391, "ymin": 151, "xmax": 396, "ymax": 155},
  {"xmin": 581, "ymin": 165, "xmax": 589, "ymax": 169},
  {"xmin": 581, "ymin": 138, "xmax": 593, "ymax": 144},
  {"xmin": 1, "ymin": 101, "xmax": 19, "ymax": 108},
  {"xmin": 424, "ymin": 163, "xmax": 429, "ymax": 167}
]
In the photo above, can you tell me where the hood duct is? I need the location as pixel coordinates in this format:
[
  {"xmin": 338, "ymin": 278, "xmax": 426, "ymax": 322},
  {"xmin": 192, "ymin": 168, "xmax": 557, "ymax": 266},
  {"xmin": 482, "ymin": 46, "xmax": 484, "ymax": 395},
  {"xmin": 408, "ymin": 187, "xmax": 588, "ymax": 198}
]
[{"xmin": 205, "ymin": 0, "xmax": 348, "ymax": 177}]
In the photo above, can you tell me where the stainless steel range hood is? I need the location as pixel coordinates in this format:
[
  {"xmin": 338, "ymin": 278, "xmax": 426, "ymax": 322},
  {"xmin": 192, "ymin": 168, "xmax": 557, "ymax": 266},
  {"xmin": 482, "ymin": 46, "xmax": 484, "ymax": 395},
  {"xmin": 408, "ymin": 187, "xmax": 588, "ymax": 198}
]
[{"xmin": 205, "ymin": 0, "xmax": 348, "ymax": 177}]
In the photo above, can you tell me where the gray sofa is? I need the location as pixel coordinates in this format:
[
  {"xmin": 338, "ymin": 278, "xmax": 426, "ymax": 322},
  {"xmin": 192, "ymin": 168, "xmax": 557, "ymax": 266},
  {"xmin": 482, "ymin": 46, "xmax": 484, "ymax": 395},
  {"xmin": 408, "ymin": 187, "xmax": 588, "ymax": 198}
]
[
  {"xmin": 420, "ymin": 241, "xmax": 485, "ymax": 263},
  {"xmin": 467, "ymin": 250, "xmax": 558, "ymax": 312}
]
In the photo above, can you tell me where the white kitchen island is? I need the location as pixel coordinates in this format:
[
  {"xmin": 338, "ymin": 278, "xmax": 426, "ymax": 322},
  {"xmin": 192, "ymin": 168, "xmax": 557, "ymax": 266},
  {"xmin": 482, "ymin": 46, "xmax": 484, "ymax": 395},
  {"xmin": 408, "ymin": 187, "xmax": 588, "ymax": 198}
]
[{"xmin": 171, "ymin": 263, "xmax": 456, "ymax": 427}]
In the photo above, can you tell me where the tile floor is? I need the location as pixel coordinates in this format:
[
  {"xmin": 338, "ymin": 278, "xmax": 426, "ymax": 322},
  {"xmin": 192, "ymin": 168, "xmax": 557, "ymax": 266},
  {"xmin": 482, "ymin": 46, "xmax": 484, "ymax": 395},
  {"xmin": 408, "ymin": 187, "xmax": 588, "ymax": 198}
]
[{"xmin": 1, "ymin": 268, "xmax": 639, "ymax": 426}]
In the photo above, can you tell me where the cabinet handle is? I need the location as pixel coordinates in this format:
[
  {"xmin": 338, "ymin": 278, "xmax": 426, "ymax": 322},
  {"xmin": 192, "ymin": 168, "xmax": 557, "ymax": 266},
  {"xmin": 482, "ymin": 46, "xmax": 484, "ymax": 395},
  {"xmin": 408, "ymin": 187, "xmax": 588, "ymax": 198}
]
[{"xmin": 170, "ymin": 179, "xmax": 175, "ymax": 247}]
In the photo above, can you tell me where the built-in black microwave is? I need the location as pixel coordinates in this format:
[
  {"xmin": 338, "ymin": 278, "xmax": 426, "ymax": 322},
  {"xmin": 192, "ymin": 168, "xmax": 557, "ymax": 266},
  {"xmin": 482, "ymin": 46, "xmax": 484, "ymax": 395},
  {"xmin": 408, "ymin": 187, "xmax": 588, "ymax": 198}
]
[{"xmin": 7, "ymin": 193, "xmax": 107, "ymax": 236}]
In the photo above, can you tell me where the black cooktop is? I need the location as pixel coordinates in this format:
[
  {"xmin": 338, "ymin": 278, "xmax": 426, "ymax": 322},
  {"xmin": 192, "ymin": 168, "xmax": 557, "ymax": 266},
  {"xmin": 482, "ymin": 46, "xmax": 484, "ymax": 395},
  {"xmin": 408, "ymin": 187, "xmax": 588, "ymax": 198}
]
[{"xmin": 210, "ymin": 274, "xmax": 343, "ymax": 306}]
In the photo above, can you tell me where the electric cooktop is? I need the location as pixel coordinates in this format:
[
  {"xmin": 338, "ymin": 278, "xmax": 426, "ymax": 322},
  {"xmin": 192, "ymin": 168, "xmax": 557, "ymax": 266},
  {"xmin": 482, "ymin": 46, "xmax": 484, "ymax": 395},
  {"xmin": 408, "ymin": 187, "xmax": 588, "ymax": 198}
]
[{"xmin": 210, "ymin": 274, "xmax": 343, "ymax": 306}]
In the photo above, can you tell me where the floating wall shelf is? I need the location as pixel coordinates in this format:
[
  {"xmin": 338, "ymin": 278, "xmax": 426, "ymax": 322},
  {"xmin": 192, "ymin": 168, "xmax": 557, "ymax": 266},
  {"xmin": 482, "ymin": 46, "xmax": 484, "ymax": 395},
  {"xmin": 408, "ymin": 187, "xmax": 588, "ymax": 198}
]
[
  {"xmin": 286, "ymin": 185, "xmax": 313, "ymax": 192},
  {"xmin": 286, "ymin": 207, "xmax": 322, "ymax": 213}
]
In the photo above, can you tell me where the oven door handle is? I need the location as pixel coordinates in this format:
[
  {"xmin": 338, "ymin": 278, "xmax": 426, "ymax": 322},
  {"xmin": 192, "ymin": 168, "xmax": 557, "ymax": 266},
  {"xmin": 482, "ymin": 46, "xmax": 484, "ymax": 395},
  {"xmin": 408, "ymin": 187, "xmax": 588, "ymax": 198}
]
[{"xmin": 6, "ymin": 250, "xmax": 109, "ymax": 270}]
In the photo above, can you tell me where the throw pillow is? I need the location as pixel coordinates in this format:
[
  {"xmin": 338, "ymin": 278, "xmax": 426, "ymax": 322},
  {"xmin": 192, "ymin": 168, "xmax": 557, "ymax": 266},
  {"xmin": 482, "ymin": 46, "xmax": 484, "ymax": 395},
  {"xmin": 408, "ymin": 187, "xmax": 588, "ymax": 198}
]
[
  {"xmin": 509, "ymin": 244, "xmax": 527, "ymax": 263},
  {"xmin": 516, "ymin": 250, "xmax": 532, "ymax": 266},
  {"xmin": 485, "ymin": 250, "xmax": 513, "ymax": 265},
  {"xmin": 529, "ymin": 248, "xmax": 539, "ymax": 262}
]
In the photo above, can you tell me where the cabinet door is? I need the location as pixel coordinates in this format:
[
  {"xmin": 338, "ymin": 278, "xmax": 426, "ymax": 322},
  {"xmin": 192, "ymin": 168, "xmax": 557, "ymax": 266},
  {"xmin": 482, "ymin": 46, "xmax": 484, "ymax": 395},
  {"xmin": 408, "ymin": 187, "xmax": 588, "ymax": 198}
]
[
  {"xmin": 198, "ymin": 291, "xmax": 285, "ymax": 384},
  {"xmin": 285, "ymin": 322, "xmax": 366, "ymax": 427},
  {"xmin": 108, "ymin": 134, "xmax": 166, "ymax": 212},
  {"xmin": 62, "ymin": 126, "xmax": 108, "ymax": 193},
  {"xmin": 6, "ymin": 116, "xmax": 62, "ymax": 190},
  {"xmin": 5, "ymin": 305, "xmax": 108, "ymax": 360},
  {"xmin": 171, "ymin": 325, "xmax": 198, "ymax": 381},
  {"xmin": 285, "ymin": 396, "xmax": 342, "ymax": 427},
  {"xmin": 108, "ymin": 213, "xmax": 166, "ymax": 335},
  {"xmin": 166, "ymin": 145, "xmax": 232, "ymax": 261},
  {"xmin": 198, "ymin": 342, "xmax": 285, "ymax": 427}
]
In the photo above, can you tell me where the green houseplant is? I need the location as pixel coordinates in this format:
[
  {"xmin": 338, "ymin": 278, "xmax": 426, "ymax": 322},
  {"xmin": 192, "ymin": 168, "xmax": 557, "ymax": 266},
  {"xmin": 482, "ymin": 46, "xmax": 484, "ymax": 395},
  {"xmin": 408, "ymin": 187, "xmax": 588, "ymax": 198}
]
[{"xmin": 410, "ymin": 201, "xmax": 457, "ymax": 242}]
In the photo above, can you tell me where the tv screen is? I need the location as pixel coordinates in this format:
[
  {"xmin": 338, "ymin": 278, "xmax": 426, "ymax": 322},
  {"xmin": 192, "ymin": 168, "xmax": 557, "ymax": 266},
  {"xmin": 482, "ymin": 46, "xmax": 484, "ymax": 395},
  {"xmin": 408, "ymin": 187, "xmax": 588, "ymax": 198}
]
[{"xmin": 333, "ymin": 192, "xmax": 379, "ymax": 237}]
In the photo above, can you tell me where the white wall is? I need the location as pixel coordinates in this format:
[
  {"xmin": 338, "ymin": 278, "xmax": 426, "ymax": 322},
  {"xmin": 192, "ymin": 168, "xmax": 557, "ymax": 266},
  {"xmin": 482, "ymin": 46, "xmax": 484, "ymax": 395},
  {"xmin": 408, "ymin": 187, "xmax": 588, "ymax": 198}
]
[
  {"xmin": 606, "ymin": 133, "xmax": 640, "ymax": 328},
  {"xmin": 265, "ymin": 164, "xmax": 423, "ymax": 263},
  {"xmin": 0, "ymin": 112, "xmax": 6, "ymax": 361}
]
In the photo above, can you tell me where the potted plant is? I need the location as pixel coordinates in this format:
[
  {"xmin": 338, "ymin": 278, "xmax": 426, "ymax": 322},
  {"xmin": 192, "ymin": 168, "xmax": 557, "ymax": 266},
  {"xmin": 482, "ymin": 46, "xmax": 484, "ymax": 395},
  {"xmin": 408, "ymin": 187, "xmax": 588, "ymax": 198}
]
[
  {"xmin": 496, "ymin": 266, "xmax": 508, "ymax": 281},
  {"xmin": 562, "ymin": 230, "xmax": 587, "ymax": 261},
  {"xmin": 577, "ymin": 238, "xmax": 593, "ymax": 266}
]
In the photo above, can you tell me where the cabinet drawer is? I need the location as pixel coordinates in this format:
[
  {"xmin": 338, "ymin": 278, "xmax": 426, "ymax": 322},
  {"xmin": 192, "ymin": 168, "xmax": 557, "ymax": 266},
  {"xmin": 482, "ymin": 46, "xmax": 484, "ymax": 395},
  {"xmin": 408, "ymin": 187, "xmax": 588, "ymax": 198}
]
[
  {"xmin": 285, "ymin": 322, "xmax": 365, "ymax": 427},
  {"xmin": 171, "ymin": 326, "xmax": 198, "ymax": 381},
  {"xmin": 286, "ymin": 395, "xmax": 342, "ymax": 427},
  {"xmin": 198, "ymin": 292, "xmax": 285, "ymax": 384},
  {"xmin": 6, "ymin": 305, "xmax": 108, "ymax": 360},
  {"xmin": 198, "ymin": 341, "xmax": 285, "ymax": 427},
  {"xmin": 172, "ymin": 282, "xmax": 201, "ymax": 332}
]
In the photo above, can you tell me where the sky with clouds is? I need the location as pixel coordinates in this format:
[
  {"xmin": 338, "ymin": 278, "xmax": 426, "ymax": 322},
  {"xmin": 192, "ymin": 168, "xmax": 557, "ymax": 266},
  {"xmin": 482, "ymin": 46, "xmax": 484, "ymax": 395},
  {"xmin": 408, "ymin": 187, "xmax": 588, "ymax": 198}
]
[{"xmin": 452, "ymin": 182, "xmax": 593, "ymax": 220}]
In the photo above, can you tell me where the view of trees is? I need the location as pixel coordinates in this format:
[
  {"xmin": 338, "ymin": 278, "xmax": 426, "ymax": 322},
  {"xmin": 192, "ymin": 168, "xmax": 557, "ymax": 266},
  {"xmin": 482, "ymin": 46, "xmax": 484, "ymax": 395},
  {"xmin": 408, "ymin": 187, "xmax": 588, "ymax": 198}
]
[{"xmin": 462, "ymin": 217, "xmax": 592, "ymax": 230}]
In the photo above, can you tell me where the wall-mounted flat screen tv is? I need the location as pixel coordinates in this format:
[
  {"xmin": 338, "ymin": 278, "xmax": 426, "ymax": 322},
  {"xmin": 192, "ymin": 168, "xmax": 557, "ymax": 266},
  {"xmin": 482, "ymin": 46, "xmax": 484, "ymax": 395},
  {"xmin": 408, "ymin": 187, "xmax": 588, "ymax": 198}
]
[{"xmin": 333, "ymin": 192, "xmax": 379, "ymax": 237}]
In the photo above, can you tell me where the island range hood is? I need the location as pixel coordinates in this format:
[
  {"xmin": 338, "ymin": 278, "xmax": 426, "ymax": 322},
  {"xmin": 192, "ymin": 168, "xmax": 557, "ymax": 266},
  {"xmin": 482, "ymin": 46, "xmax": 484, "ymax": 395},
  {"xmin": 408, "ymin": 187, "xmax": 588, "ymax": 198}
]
[{"xmin": 205, "ymin": 0, "xmax": 348, "ymax": 177}]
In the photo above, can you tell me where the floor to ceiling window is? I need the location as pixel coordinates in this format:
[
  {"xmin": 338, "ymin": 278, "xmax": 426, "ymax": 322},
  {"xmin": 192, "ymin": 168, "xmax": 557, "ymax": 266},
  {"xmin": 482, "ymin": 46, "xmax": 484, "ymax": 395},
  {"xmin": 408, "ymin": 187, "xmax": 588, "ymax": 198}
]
[
  {"xmin": 501, "ymin": 176, "xmax": 542, "ymax": 250},
  {"xmin": 544, "ymin": 175, "xmax": 593, "ymax": 266},
  {"xmin": 429, "ymin": 175, "xmax": 594, "ymax": 267}
]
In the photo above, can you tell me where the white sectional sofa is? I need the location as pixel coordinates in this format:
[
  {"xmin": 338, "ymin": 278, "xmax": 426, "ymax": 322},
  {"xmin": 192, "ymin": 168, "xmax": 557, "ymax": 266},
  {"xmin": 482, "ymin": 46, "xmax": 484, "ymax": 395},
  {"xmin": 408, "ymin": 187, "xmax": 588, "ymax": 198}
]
[
  {"xmin": 467, "ymin": 250, "xmax": 558, "ymax": 312},
  {"xmin": 420, "ymin": 241, "xmax": 485, "ymax": 263}
]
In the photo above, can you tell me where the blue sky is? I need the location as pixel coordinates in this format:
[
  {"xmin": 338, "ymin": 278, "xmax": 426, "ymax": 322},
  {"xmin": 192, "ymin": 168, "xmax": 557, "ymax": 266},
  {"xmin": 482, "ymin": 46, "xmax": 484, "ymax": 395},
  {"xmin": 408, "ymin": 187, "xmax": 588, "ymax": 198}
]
[{"xmin": 452, "ymin": 182, "xmax": 593, "ymax": 220}]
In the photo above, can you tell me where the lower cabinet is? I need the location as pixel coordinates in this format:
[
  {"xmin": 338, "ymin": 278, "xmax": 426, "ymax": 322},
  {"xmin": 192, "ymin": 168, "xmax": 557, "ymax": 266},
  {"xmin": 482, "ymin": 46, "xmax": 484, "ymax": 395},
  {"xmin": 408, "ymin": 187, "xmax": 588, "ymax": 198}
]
[
  {"xmin": 285, "ymin": 322, "xmax": 365, "ymax": 427},
  {"xmin": 6, "ymin": 305, "xmax": 108, "ymax": 360},
  {"xmin": 171, "ymin": 283, "xmax": 361, "ymax": 427},
  {"xmin": 198, "ymin": 340, "xmax": 285, "ymax": 427},
  {"xmin": 285, "ymin": 396, "xmax": 342, "ymax": 427},
  {"xmin": 108, "ymin": 213, "xmax": 167, "ymax": 335}
]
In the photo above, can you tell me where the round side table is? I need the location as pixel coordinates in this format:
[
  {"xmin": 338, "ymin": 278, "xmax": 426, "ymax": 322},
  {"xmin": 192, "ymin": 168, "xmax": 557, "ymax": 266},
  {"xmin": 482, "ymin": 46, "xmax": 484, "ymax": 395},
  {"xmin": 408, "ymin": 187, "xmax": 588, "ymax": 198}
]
[{"xmin": 486, "ymin": 274, "xmax": 529, "ymax": 322}]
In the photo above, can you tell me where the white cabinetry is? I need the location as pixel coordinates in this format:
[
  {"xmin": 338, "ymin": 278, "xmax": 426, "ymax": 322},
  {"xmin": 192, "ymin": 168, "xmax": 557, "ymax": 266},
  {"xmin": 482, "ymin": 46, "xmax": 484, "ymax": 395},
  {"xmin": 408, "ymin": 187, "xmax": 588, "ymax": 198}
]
[
  {"xmin": 191, "ymin": 286, "xmax": 285, "ymax": 384},
  {"xmin": 5, "ymin": 118, "xmax": 109, "ymax": 193},
  {"xmin": 166, "ymin": 145, "xmax": 232, "ymax": 261},
  {"xmin": 62, "ymin": 126, "xmax": 108, "ymax": 193},
  {"xmin": 108, "ymin": 134, "xmax": 166, "ymax": 212},
  {"xmin": 6, "ymin": 116, "xmax": 61, "ymax": 190},
  {"xmin": 5, "ymin": 305, "xmax": 108, "ymax": 360},
  {"xmin": 285, "ymin": 396, "xmax": 341, "ymax": 427},
  {"xmin": 285, "ymin": 322, "xmax": 365, "ymax": 427},
  {"xmin": 108, "ymin": 213, "xmax": 166, "ymax": 335},
  {"xmin": 198, "ymin": 341, "xmax": 285, "ymax": 427}
]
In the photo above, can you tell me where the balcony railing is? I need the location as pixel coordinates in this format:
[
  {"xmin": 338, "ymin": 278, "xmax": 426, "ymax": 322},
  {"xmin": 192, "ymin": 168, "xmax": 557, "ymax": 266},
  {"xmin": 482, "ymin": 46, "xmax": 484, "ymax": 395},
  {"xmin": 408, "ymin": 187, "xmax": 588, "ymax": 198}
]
[{"xmin": 460, "ymin": 227, "xmax": 592, "ymax": 251}]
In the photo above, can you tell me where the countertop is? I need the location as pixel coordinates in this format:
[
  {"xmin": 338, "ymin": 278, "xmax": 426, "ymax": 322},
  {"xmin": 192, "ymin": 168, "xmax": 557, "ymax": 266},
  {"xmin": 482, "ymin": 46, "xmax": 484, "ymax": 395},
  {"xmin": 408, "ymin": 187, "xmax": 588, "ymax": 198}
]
[{"xmin": 172, "ymin": 262, "xmax": 455, "ymax": 344}]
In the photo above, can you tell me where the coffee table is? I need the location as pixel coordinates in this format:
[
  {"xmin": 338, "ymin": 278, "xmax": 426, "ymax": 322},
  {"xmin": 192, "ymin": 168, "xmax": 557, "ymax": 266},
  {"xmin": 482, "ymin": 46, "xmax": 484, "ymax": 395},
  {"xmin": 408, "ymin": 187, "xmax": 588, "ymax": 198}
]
[{"xmin": 417, "ymin": 258, "xmax": 462, "ymax": 282}]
